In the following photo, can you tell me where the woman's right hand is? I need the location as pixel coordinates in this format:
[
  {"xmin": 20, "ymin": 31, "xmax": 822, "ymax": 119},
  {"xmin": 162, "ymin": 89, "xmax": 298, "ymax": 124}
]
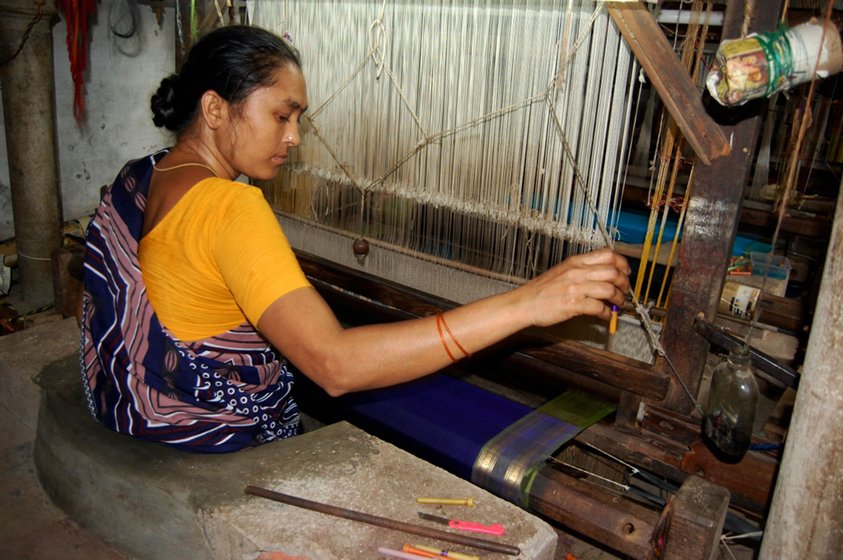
[{"xmin": 515, "ymin": 247, "xmax": 631, "ymax": 328}]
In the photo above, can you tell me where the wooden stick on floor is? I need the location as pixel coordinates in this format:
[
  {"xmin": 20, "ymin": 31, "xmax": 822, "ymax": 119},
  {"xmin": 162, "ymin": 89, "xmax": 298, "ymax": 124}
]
[{"xmin": 244, "ymin": 485, "xmax": 521, "ymax": 556}]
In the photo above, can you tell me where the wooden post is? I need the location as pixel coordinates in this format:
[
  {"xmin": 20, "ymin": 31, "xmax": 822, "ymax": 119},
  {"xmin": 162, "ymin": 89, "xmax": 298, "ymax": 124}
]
[
  {"xmin": 655, "ymin": 0, "xmax": 784, "ymax": 413},
  {"xmin": 51, "ymin": 247, "xmax": 83, "ymax": 319},
  {"xmin": 661, "ymin": 476, "xmax": 731, "ymax": 560},
  {"xmin": 0, "ymin": 0, "xmax": 63, "ymax": 308},
  {"xmin": 758, "ymin": 177, "xmax": 843, "ymax": 558}
]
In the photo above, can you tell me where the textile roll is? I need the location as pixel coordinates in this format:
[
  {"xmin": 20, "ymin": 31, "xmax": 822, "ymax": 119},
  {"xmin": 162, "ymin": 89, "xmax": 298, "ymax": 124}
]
[{"xmin": 338, "ymin": 373, "xmax": 614, "ymax": 506}]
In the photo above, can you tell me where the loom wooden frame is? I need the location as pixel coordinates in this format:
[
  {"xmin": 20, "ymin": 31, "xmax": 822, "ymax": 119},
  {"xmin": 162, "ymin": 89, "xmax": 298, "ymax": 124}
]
[{"xmin": 175, "ymin": 1, "xmax": 785, "ymax": 557}]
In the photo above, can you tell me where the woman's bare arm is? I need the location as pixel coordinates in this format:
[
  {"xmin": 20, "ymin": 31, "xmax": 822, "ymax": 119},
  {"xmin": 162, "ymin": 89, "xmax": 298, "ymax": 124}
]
[{"xmin": 257, "ymin": 247, "xmax": 630, "ymax": 396}]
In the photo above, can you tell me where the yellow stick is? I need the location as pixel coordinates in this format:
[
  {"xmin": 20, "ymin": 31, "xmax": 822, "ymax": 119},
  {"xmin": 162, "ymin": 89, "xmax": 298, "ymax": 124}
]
[
  {"xmin": 415, "ymin": 497, "xmax": 475, "ymax": 507},
  {"xmin": 609, "ymin": 306, "xmax": 618, "ymax": 335},
  {"xmin": 410, "ymin": 543, "xmax": 481, "ymax": 560}
]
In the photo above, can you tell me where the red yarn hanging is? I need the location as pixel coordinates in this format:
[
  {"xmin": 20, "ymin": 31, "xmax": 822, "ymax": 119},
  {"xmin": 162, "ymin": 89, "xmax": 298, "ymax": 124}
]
[{"xmin": 57, "ymin": 0, "xmax": 97, "ymax": 124}]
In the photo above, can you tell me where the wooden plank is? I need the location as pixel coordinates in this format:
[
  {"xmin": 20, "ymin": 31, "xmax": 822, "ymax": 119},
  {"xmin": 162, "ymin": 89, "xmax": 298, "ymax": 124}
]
[
  {"xmin": 756, "ymin": 293, "xmax": 804, "ymax": 333},
  {"xmin": 529, "ymin": 466, "xmax": 661, "ymax": 559},
  {"xmin": 681, "ymin": 440, "xmax": 777, "ymax": 510},
  {"xmin": 606, "ymin": 2, "xmax": 730, "ymax": 166},
  {"xmin": 741, "ymin": 206, "xmax": 833, "ymax": 238}
]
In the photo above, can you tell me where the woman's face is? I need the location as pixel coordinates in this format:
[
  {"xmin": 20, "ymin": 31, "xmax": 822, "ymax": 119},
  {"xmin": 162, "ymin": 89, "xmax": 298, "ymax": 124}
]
[{"xmin": 226, "ymin": 64, "xmax": 308, "ymax": 181}]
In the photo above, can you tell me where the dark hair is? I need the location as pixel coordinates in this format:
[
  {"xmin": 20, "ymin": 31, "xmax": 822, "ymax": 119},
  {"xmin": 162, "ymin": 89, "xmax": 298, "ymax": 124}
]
[{"xmin": 150, "ymin": 25, "xmax": 302, "ymax": 134}]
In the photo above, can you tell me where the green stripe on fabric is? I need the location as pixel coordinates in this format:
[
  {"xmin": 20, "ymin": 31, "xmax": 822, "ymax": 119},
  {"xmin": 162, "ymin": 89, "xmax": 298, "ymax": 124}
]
[{"xmin": 538, "ymin": 390, "xmax": 616, "ymax": 427}]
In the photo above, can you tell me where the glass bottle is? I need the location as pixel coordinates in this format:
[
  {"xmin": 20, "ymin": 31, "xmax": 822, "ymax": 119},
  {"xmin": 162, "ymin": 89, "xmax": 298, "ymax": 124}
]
[{"xmin": 703, "ymin": 347, "xmax": 759, "ymax": 461}]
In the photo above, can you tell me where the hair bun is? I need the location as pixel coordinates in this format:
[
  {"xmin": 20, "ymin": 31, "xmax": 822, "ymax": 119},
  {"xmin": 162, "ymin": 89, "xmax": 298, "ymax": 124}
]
[{"xmin": 150, "ymin": 75, "xmax": 181, "ymax": 131}]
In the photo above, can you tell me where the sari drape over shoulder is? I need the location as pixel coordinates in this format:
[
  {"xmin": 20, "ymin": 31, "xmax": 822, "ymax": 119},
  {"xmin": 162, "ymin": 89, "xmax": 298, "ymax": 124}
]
[{"xmin": 80, "ymin": 153, "xmax": 300, "ymax": 452}]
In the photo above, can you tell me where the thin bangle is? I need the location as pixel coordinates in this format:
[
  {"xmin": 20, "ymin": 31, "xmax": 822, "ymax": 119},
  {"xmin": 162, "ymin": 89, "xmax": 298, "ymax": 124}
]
[
  {"xmin": 436, "ymin": 314, "xmax": 457, "ymax": 362},
  {"xmin": 438, "ymin": 313, "xmax": 471, "ymax": 358}
]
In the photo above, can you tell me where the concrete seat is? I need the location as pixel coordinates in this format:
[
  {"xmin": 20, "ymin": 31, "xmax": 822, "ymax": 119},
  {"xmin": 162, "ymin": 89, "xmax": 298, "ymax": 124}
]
[{"xmin": 33, "ymin": 355, "xmax": 557, "ymax": 559}]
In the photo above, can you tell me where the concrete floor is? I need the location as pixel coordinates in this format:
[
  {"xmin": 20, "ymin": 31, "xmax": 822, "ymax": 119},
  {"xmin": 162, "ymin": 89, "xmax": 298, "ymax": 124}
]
[
  {"xmin": 0, "ymin": 312, "xmax": 625, "ymax": 560},
  {"xmin": 1, "ymin": 429, "xmax": 128, "ymax": 560},
  {"xmin": 0, "ymin": 312, "xmax": 127, "ymax": 560}
]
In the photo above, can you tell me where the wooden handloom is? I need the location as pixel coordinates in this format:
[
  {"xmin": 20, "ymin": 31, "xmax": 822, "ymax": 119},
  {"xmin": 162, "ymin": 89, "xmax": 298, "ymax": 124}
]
[{"xmin": 241, "ymin": 1, "xmax": 785, "ymax": 558}]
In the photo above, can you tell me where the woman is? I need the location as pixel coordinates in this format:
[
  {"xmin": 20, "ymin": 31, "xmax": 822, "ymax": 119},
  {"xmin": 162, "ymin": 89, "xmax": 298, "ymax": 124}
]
[{"xmin": 81, "ymin": 25, "xmax": 630, "ymax": 453}]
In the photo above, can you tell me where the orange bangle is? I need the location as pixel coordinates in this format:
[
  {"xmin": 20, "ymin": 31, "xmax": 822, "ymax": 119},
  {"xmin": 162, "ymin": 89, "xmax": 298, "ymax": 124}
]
[
  {"xmin": 438, "ymin": 313, "xmax": 471, "ymax": 359},
  {"xmin": 436, "ymin": 314, "xmax": 457, "ymax": 362}
]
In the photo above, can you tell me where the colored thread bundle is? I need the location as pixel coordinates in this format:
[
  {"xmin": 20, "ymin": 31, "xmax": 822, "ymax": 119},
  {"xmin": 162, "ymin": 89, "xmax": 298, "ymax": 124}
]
[{"xmin": 58, "ymin": 0, "xmax": 97, "ymax": 123}]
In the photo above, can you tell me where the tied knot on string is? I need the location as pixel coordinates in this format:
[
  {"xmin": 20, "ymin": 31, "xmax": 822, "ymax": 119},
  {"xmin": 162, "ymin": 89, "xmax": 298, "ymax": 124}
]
[{"xmin": 367, "ymin": 1, "xmax": 388, "ymax": 79}]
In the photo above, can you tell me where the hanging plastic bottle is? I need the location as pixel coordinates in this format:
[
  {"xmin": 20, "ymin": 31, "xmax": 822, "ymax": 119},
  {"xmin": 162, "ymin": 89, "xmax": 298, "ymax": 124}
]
[
  {"xmin": 706, "ymin": 19, "xmax": 843, "ymax": 107},
  {"xmin": 703, "ymin": 347, "xmax": 759, "ymax": 461}
]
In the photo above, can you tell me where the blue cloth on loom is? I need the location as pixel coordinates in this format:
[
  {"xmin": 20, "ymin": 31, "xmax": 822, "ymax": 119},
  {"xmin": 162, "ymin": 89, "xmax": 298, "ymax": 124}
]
[
  {"xmin": 614, "ymin": 209, "xmax": 772, "ymax": 256},
  {"xmin": 339, "ymin": 373, "xmax": 534, "ymax": 480}
]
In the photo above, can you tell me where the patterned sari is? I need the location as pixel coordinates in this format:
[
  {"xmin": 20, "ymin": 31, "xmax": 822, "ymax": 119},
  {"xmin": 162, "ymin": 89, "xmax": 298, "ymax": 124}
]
[{"xmin": 80, "ymin": 152, "xmax": 300, "ymax": 452}]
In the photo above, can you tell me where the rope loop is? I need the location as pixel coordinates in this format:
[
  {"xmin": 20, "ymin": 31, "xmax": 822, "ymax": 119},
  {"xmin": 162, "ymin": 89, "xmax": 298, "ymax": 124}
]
[{"xmin": 367, "ymin": 1, "xmax": 388, "ymax": 79}]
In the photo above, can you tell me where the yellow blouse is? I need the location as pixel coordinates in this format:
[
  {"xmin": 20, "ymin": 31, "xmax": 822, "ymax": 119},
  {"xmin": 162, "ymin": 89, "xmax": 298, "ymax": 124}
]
[{"xmin": 139, "ymin": 178, "xmax": 311, "ymax": 341}]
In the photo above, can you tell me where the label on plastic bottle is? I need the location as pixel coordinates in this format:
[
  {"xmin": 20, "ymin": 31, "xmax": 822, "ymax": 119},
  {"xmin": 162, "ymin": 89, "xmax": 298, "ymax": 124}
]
[{"xmin": 719, "ymin": 281, "xmax": 760, "ymax": 319}]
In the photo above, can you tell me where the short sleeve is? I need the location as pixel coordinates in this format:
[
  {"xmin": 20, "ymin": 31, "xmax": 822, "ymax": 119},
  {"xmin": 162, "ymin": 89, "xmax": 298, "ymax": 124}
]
[{"xmin": 214, "ymin": 189, "xmax": 311, "ymax": 325}]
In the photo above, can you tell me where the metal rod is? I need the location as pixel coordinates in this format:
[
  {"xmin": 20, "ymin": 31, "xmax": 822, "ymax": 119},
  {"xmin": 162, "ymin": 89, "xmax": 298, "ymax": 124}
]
[{"xmin": 244, "ymin": 485, "xmax": 522, "ymax": 557}]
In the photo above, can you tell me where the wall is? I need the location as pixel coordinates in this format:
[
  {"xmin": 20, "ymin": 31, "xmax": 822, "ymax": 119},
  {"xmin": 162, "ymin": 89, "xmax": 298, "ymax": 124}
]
[{"xmin": 0, "ymin": 0, "xmax": 176, "ymax": 239}]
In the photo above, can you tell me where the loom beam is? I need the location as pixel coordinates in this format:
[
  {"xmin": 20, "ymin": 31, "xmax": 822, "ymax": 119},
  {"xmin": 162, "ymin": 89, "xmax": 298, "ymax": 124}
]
[
  {"xmin": 578, "ymin": 417, "xmax": 776, "ymax": 516},
  {"xmin": 529, "ymin": 469, "xmax": 730, "ymax": 560},
  {"xmin": 692, "ymin": 316, "xmax": 799, "ymax": 389},
  {"xmin": 606, "ymin": 2, "xmax": 730, "ymax": 166},
  {"xmin": 528, "ymin": 466, "xmax": 660, "ymax": 558}
]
